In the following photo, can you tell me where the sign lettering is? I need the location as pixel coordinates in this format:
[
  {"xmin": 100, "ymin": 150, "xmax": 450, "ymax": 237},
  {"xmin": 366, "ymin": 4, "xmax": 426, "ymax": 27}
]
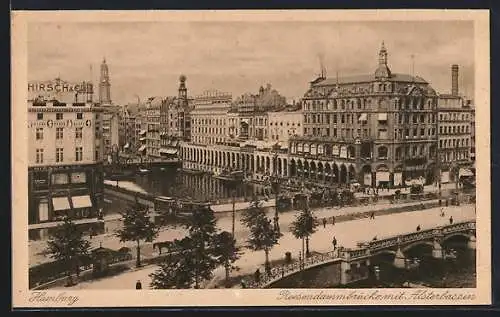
[
  {"xmin": 28, "ymin": 81, "xmax": 90, "ymax": 93},
  {"xmin": 28, "ymin": 120, "xmax": 91, "ymax": 129}
]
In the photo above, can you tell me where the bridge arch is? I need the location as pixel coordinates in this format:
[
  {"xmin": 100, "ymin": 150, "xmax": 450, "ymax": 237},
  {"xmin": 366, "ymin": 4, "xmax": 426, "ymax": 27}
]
[{"xmin": 401, "ymin": 240, "xmax": 435, "ymax": 254}]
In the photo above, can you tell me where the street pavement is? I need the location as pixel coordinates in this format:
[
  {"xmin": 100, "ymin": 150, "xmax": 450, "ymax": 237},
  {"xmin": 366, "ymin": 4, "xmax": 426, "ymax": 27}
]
[{"xmin": 56, "ymin": 204, "xmax": 475, "ymax": 290}]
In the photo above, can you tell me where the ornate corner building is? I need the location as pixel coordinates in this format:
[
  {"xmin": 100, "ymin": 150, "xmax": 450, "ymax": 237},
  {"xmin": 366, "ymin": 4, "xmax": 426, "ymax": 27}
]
[
  {"xmin": 27, "ymin": 78, "xmax": 105, "ymax": 239},
  {"xmin": 288, "ymin": 43, "xmax": 439, "ymax": 188}
]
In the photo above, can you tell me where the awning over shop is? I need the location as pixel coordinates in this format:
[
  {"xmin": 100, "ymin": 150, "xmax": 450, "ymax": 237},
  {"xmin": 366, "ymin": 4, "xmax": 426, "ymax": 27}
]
[
  {"xmin": 139, "ymin": 130, "xmax": 146, "ymax": 135},
  {"xmin": 124, "ymin": 143, "xmax": 130, "ymax": 149},
  {"xmin": 358, "ymin": 113, "xmax": 367, "ymax": 122},
  {"xmin": 138, "ymin": 145, "xmax": 146, "ymax": 152},
  {"xmin": 72, "ymin": 195, "xmax": 93, "ymax": 209},
  {"xmin": 139, "ymin": 137, "xmax": 146, "ymax": 141},
  {"xmin": 160, "ymin": 148, "xmax": 178, "ymax": 155},
  {"xmin": 378, "ymin": 113, "xmax": 388, "ymax": 121},
  {"xmin": 459, "ymin": 168, "xmax": 474, "ymax": 177},
  {"xmin": 52, "ymin": 197, "xmax": 71, "ymax": 211}
]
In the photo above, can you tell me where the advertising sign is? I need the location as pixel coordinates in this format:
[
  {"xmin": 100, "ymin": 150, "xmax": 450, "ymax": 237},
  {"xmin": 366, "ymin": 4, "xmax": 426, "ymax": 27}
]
[
  {"xmin": 28, "ymin": 119, "xmax": 91, "ymax": 129},
  {"xmin": 28, "ymin": 78, "xmax": 93, "ymax": 103}
]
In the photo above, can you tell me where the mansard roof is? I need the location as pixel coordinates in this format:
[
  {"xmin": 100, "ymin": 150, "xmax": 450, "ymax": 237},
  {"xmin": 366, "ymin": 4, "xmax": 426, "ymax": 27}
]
[{"xmin": 312, "ymin": 73, "xmax": 427, "ymax": 87}]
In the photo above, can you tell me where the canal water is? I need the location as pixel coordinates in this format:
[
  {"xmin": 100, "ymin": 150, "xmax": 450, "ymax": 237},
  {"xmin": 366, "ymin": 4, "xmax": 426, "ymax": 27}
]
[
  {"xmin": 344, "ymin": 246, "xmax": 476, "ymax": 288},
  {"xmin": 131, "ymin": 167, "xmax": 267, "ymax": 203}
]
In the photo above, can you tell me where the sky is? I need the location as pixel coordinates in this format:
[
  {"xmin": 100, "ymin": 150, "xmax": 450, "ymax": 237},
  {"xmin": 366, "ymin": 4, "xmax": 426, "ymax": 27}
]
[{"xmin": 28, "ymin": 21, "xmax": 475, "ymax": 105}]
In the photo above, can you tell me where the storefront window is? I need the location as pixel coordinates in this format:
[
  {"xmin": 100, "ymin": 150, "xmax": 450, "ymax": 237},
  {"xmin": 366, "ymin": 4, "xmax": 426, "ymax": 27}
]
[
  {"xmin": 71, "ymin": 172, "xmax": 87, "ymax": 184},
  {"xmin": 51, "ymin": 173, "xmax": 69, "ymax": 185}
]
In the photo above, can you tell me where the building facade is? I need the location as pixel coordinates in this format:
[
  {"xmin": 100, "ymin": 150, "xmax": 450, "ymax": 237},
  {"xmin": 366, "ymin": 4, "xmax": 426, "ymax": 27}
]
[
  {"xmin": 101, "ymin": 106, "xmax": 120, "ymax": 161},
  {"xmin": 27, "ymin": 78, "xmax": 104, "ymax": 231},
  {"xmin": 190, "ymin": 90, "xmax": 233, "ymax": 146},
  {"xmin": 267, "ymin": 109, "xmax": 303, "ymax": 146},
  {"xmin": 119, "ymin": 104, "xmax": 139, "ymax": 153},
  {"xmin": 144, "ymin": 97, "xmax": 162, "ymax": 158},
  {"xmin": 437, "ymin": 65, "xmax": 474, "ymax": 183},
  {"xmin": 288, "ymin": 43, "xmax": 439, "ymax": 188}
]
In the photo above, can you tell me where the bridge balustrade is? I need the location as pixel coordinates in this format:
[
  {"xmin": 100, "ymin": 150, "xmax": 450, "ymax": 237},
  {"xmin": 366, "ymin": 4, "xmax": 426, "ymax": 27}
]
[
  {"xmin": 399, "ymin": 229, "xmax": 436, "ymax": 244},
  {"xmin": 242, "ymin": 221, "xmax": 475, "ymax": 288}
]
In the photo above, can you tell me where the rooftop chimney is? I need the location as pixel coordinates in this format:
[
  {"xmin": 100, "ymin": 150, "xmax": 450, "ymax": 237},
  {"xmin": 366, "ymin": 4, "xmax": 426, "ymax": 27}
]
[{"xmin": 451, "ymin": 64, "xmax": 459, "ymax": 96}]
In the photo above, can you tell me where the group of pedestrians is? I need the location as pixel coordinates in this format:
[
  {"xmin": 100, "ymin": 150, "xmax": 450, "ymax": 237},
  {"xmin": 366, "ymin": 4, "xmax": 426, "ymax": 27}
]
[{"xmin": 414, "ymin": 207, "xmax": 454, "ymax": 232}]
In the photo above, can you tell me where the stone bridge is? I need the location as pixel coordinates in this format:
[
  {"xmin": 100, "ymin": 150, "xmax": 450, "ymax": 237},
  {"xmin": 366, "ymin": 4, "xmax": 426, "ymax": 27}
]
[{"xmin": 244, "ymin": 220, "xmax": 476, "ymax": 288}]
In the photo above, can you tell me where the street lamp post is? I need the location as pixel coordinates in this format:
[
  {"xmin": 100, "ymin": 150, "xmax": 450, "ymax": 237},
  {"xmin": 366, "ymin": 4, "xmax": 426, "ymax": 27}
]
[
  {"xmin": 271, "ymin": 143, "xmax": 281, "ymax": 235},
  {"xmin": 231, "ymin": 187, "xmax": 236, "ymax": 238}
]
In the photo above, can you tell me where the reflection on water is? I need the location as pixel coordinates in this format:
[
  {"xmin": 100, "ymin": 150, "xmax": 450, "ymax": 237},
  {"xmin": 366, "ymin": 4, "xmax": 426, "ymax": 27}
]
[
  {"xmin": 351, "ymin": 248, "xmax": 476, "ymax": 288},
  {"xmin": 133, "ymin": 168, "xmax": 267, "ymax": 203}
]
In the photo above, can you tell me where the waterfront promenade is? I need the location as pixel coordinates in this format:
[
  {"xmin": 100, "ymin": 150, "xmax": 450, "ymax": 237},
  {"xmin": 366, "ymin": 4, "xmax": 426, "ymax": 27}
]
[{"xmin": 55, "ymin": 204, "xmax": 475, "ymax": 290}]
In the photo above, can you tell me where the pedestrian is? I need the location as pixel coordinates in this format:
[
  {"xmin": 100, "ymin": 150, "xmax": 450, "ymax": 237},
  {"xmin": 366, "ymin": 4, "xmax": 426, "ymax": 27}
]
[
  {"xmin": 254, "ymin": 268, "xmax": 261, "ymax": 283},
  {"xmin": 135, "ymin": 280, "xmax": 142, "ymax": 290},
  {"xmin": 440, "ymin": 207, "xmax": 445, "ymax": 217},
  {"xmin": 449, "ymin": 216, "xmax": 454, "ymax": 225},
  {"xmin": 322, "ymin": 218, "xmax": 327, "ymax": 228},
  {"xmin": 332, "ymin": 216, "xmax": 336, "ymax": 226},
  {"xmin": 370, "ymin": 211, "xmax": 375, "ymax": 220},
  {"xmin": 416, "ymin": 225, "xmax": 421, "ymax": 231},
  {"xmin": 332, "ymin": 236, "xmax": 337, "ymax": 250}
]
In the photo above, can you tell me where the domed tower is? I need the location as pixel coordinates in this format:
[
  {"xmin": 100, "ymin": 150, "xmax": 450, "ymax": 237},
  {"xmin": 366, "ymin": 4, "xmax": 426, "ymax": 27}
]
[
  {"xmin": 374, "ymin": 41, "xmax": 392, "ymax": 79},
  {"xmin": 99, "ymin": 57, "xmax": 112, "ymax": 104}
]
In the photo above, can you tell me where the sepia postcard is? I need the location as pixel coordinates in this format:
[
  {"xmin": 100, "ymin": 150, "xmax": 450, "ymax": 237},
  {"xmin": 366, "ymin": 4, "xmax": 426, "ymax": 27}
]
[{"xmin": 11, "ymin": 10, "xmax": 491, "ymax": 308}]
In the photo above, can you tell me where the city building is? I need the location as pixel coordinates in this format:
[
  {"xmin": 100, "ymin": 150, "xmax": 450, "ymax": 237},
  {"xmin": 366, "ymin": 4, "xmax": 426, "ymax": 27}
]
[
  {"xmin": 470, "ymin": 104, "xmax": 475, "ymax": 162},
  {"xmin": 182, "ymin": 85, "xmax": 292, "ymax": 180},
  {"xmin": 136, "ymin": 104, "xmax": 147, "ymax": 159},
  {"xmin": 190, "ymin": 90, "xmax": 233, "ymax": 146},
  {"xmin": 101, "ymin": 106, "xmax": 120, "ymax": 162},
  {"xmin": 267, "ymin": 108, "xmax": 303, "ymax": 147},
  {"xmin": 27, "ymin": 77, "xmax": 104, "ymax": 238},
  {"xmin": 288, "ymin": 42, "xmax": 439, "ymax": 188},
  {"xmin": 231, "ymin": 84, "xmax": 288, "ymax": 143},
  {"xmin": 144, "ymin": 96, "xmax": 162, "ymax": 158},
  {"xmin": 118, "ymin": 103, "xmax": 140, "ymax": 154},
  {"xmin": 437, "ymin": 65, "xmax": 474, "ymax": 184},
  {"xmin": 158, "ymin": 75, "xmax": 192, "ymax": 158}
]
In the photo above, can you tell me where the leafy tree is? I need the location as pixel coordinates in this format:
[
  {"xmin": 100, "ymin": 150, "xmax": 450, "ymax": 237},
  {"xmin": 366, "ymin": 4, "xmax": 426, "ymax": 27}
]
[
  {"xmin": 213, "ymin": 231, "xmax": 241, "ymax": 286},
  {"xmin": 116, "ymin": 202, "xmax": 158, "ymax": 268},
  {"xmin": 46, "ymin": 217, "xmax": 91, "ymax": 286},
  {"xmin": 149, "ymin": 239, "xmax": 195, "ymax": 289},
  {"xmin": 241, "ymin": 197, "xmax": 281, "ymax": 272},
  {"xmin": 290, "ymin": 204, "xmax": 318, "ymax": 256},
  {"xmin": 150, "ymin": 205, "xmax": 219, "ymax": 289}
]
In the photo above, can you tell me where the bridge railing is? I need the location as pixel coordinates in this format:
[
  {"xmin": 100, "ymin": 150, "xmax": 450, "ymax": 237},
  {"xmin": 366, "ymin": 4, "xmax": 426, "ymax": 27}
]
[
  {"xmin": 351, "ymin": 220, "xmax": 475, "ymax": 260},
  {"xmin": 242, "ymin": 249, "xmax": 341, "ymax": 288},
  {"xmin": 240, "ymin": 220, "xmax": 475, "ymax": 288}
]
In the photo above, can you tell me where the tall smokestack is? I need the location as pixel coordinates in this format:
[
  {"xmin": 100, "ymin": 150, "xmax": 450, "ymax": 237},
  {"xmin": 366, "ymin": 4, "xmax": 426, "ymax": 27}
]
[{"xmin": 451, "ymin": 64, "xmax": 459, "ymax": 96}]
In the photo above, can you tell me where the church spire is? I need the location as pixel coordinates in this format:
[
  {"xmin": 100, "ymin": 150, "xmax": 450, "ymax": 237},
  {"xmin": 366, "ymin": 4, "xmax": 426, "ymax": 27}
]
[
  {"xmin": 375, "ymin": 41, "xmax": 391, "ymax": 79},
  {"xmin": 99, "ymin": 57, "xmax": 111, "ymax": 104}
]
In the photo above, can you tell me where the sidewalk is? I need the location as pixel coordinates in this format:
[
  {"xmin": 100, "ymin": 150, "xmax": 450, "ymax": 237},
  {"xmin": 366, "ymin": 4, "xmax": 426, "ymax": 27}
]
[{"xmin": 29, "ymin": 198, "xmax": 442, "ymax": 267}]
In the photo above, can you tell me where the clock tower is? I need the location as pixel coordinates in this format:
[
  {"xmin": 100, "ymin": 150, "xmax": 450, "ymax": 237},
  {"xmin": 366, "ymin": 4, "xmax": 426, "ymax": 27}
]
[{"xmin": 99, "ymin": 57, "xmax": 111, "ymax": 104}]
